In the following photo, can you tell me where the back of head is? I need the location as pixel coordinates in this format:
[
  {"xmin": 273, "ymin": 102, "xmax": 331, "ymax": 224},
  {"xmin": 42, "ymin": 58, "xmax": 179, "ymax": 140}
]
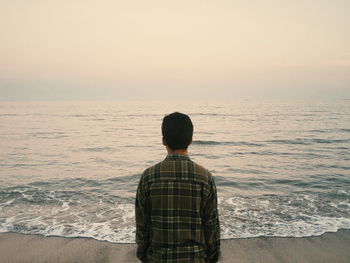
[{"xmin": 162, "ymin": 112, "xmax": 193, "ymax": 150}]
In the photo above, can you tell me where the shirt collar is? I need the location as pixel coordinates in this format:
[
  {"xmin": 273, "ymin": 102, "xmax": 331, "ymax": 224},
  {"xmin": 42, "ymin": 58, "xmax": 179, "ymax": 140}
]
[{"xmin": 165, "ymin": 154, "xmax": 191, "ymax": 161}]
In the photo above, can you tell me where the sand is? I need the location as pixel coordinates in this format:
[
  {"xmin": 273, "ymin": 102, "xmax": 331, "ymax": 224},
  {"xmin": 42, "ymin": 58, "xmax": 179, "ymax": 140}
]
[{"xmin": 0, "ymin": 230, "xmax": 349, "ymax": 263}]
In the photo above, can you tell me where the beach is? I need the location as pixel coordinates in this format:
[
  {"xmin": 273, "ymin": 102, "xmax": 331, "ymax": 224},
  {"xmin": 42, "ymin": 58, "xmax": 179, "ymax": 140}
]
[{"xmin": 0, "ymin": 230, "xmax": 349, "ymax": 263}]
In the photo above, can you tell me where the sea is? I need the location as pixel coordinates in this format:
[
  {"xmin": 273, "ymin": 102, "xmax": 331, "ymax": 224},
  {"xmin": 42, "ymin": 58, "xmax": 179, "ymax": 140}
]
[{"xmin": 0, "ymin": 100, "xmax": 349, "ymax": 243}]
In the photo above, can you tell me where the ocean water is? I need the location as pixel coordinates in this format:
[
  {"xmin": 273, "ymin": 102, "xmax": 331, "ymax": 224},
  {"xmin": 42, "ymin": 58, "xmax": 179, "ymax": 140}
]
[{"xmin": 0, "ymin": 100, "xmax": 349, "ymax": 243}]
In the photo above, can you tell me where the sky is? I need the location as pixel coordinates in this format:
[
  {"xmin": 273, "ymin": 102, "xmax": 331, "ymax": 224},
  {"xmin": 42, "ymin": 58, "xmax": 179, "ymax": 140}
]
[{"xmin": 0, "ymin": 0, "xmax": 350, "ymax": 101}]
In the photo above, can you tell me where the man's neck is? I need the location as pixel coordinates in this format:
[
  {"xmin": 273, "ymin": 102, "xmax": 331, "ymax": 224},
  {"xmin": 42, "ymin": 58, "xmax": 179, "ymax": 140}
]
[{"xmin": 166, "ymin": 147, "xmax": 188, "ymax": 155}]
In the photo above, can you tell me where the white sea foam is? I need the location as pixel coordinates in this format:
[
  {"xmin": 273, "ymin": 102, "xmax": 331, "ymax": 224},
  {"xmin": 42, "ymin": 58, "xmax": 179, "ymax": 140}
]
[{"xmin": 1, "ymin": 192, "xmax": 349, "ymax": 243}]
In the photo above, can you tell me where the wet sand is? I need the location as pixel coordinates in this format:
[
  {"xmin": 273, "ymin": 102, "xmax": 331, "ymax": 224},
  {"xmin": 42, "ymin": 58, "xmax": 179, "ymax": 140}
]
[{"xmin": 0, "ymin": 230, "xmax": 349, "ymax": 262}]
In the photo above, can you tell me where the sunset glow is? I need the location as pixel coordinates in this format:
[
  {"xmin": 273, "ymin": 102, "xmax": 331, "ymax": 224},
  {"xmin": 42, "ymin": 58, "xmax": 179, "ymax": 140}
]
[{"xmin": 1, "ymin": 0, "xmax": 349, "ymax": 100}]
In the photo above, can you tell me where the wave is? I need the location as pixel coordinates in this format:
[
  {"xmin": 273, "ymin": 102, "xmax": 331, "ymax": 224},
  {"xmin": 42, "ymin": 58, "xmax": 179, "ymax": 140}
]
[
  {"xmin": 193, "ymin": 140, "xmax": 264, "ymax": 147},
  {"xmin": 1, "ymin": 187, "xmax": 349, "ymax": 243},
  {"xmin": 0, "ymin": 114, "xmax": 17, "ymax": 117},
  {"xmin": 339, "ymin": 128, "xmax": 350, "ymax": 133},
  {"xmin": 309, "ymin": 128, "xmax": 350, "ymax": 133},
  {"xmin": 193, "ymin": 138, "xmax": 350, "ymax": 147},
  {"xmin": 78, "ymin": 147, "xmax": 114, "ymax": 152}
]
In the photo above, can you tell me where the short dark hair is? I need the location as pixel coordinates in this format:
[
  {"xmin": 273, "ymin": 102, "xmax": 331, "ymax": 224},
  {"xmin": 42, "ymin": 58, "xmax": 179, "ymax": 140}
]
[{"xmin": 162, "ymin": 112, "xmax": 193, "ymax": 150}]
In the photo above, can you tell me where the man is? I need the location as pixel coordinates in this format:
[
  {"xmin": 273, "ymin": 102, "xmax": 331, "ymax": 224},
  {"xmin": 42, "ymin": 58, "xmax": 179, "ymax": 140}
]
[{"xmin": 135, "ymin": 112, "xmax": 220, "ymax": 263}]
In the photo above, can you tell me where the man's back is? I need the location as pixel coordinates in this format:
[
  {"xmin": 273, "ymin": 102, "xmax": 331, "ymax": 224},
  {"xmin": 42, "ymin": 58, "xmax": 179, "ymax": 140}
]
[{"xmin": 136, "ymin": 154, "xmax": 220, "ymax": 263}]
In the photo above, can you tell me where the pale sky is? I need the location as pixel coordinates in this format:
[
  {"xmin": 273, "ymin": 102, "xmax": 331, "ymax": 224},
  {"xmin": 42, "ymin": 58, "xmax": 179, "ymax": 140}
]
[{"xmin": 1, "ymin": 0, "xmax": 349, "ymax": 100}]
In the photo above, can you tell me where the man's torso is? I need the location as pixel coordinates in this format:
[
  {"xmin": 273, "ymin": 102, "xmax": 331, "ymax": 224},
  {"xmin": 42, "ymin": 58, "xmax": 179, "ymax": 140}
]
[{"xmin": 140, "ymin": 154, "xmax": 213, "ymax": 262}]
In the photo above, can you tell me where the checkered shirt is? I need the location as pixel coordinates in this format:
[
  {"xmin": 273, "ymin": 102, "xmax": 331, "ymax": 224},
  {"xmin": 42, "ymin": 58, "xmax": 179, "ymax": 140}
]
[{"xmin": 135, "ymin": 154, "xmax": 220, "ymax": 263}]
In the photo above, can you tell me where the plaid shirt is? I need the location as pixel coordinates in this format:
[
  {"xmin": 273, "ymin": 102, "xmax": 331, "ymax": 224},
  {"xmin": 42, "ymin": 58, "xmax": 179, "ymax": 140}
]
[{"xmin": 135, "ymin": 154, "xmax": 220, "ymax": 263}]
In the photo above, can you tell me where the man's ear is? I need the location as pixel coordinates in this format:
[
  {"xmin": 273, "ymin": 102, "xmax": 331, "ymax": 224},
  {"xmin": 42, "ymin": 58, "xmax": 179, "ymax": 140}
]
[{"xmin": 162, "ymin": 137, "xmax": 167, "ymax": 146}]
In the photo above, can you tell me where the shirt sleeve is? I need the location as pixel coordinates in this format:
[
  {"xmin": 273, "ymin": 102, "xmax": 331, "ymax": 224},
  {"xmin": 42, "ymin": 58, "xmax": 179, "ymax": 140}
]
[
  {"xmin": 135, "ymin": 174, "xmax": 150, "ymax": 263},
  {"xmin": 203, "ymin": 174, "xmax": 221, "ymax": 263}
]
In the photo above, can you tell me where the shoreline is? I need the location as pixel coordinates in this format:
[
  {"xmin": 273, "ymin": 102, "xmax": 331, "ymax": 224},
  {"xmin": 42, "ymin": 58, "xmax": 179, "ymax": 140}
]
[{"xmin": 0, "ymin": 230, "xmax": 349, "ymax": 262}]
